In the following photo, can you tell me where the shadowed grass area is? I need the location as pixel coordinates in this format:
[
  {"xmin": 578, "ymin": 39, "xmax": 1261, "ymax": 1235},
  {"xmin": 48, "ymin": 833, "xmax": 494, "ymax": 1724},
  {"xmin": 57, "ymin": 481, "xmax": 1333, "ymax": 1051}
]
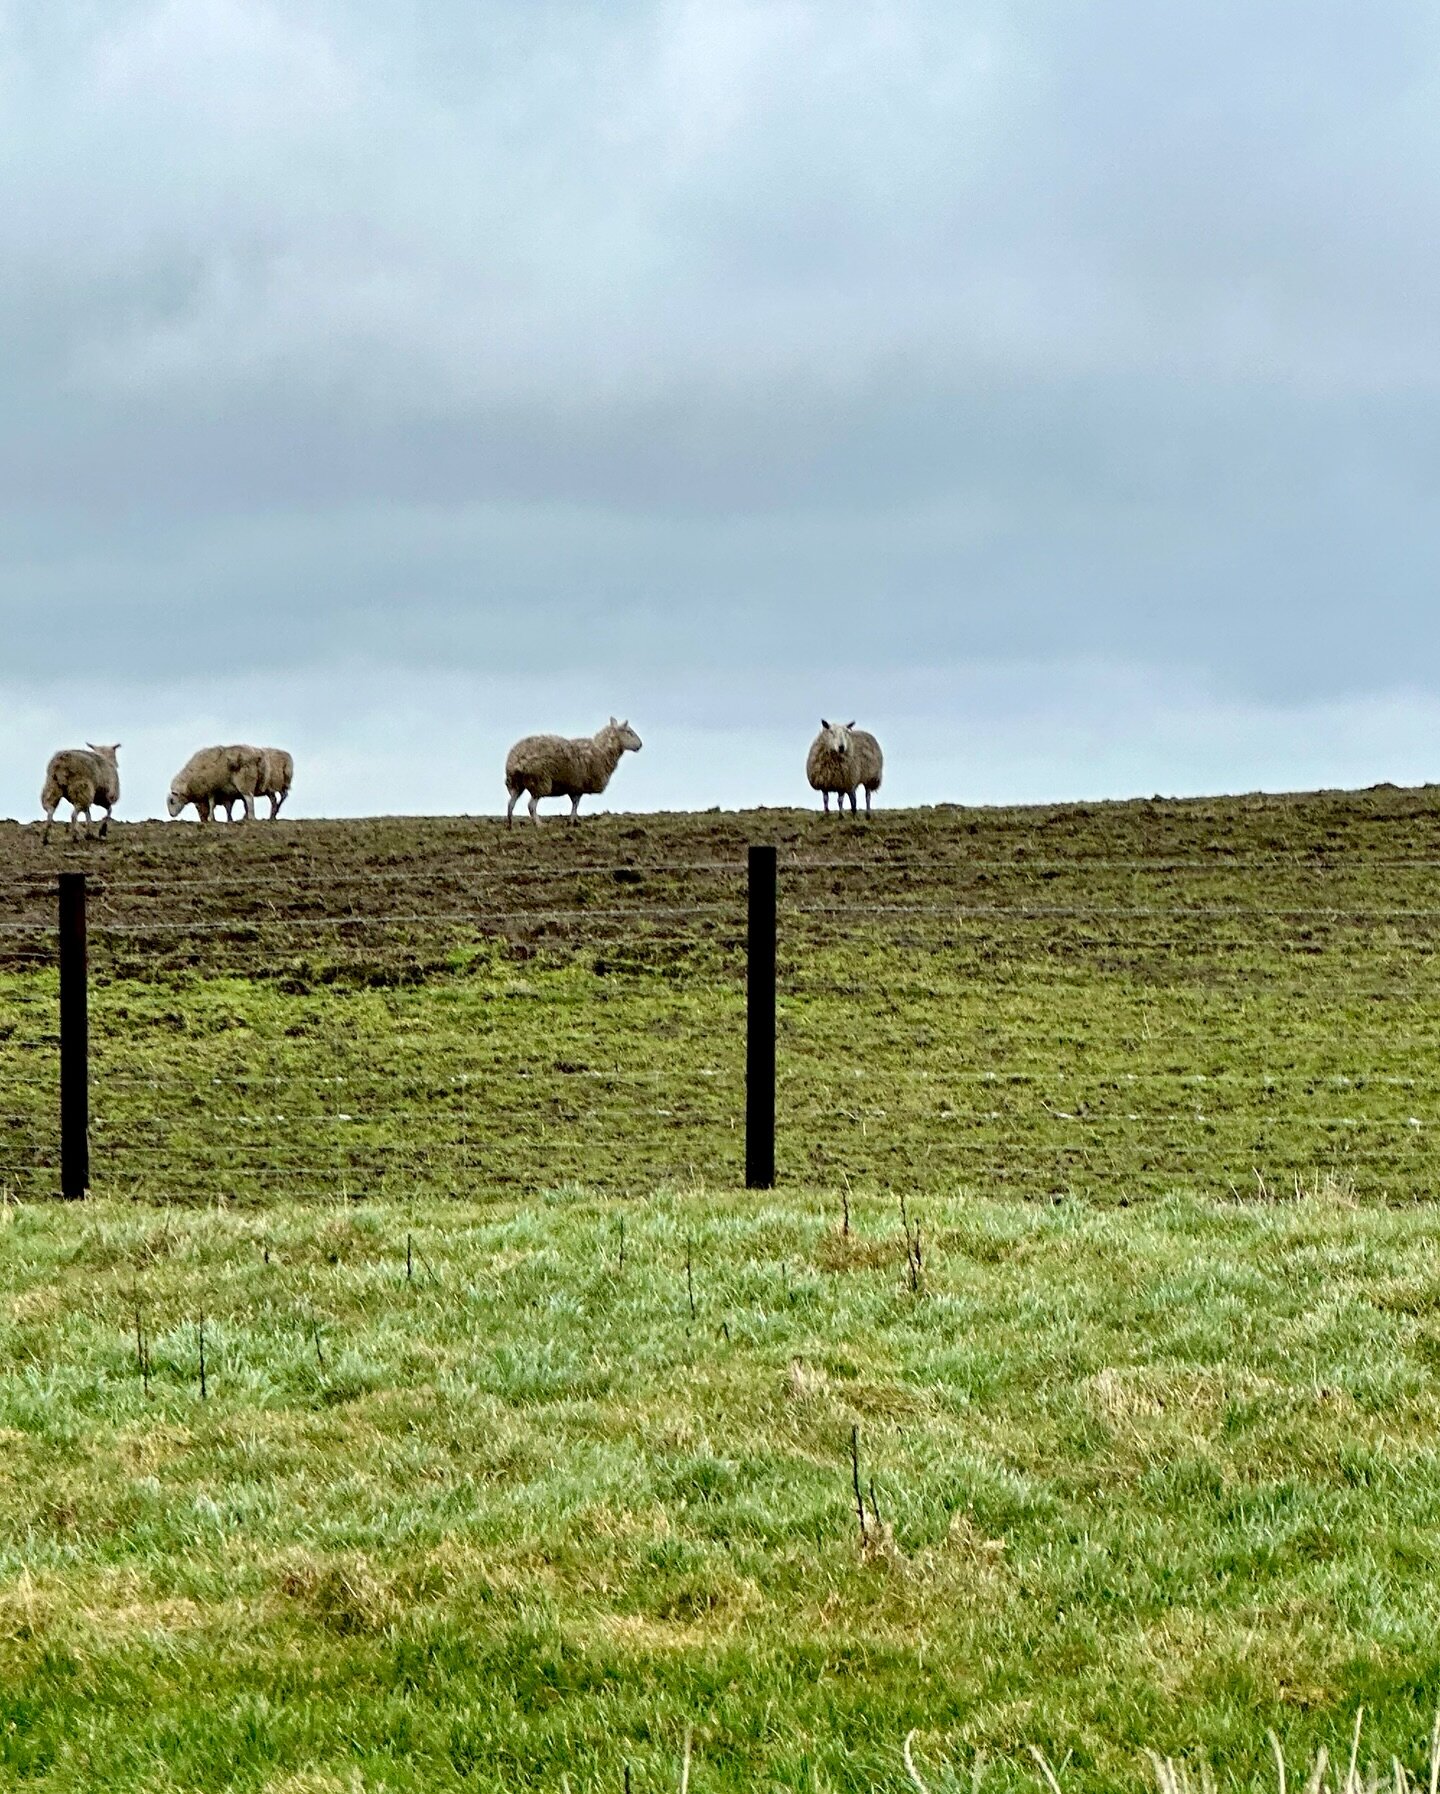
[{"xmin": 0, "ymin": 1190, "xmax": 1439, "ymax": 1790}]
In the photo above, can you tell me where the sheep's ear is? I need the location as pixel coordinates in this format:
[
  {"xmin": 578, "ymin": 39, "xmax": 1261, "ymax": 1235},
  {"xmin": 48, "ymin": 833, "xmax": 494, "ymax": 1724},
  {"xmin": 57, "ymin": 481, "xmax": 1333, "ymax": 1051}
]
[
  {"xmin": 610, "ymin": 715, "xmax": 618, "ymax": 727},
  {"xmin": 820, "ymin": 718, "xmax": 830, "ymax": 730},
  {"xmin": 846, "ymin": 720, "xmax": 855, "ymax": 730}
]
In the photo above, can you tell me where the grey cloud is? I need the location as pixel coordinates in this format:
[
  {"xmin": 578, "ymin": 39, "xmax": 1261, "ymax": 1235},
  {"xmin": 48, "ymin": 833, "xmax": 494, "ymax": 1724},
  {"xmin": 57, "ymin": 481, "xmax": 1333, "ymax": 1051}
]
[{"xmin": 3, "ymin": 0, "xmax": 1439, "ymax": 812}]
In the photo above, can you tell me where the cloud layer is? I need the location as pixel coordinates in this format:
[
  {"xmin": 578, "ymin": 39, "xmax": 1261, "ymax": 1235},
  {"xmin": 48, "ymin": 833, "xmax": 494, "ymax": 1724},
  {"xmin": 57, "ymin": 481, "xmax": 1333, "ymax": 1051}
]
[{"xmin": 3, "ymin": 1, "xmax": 1438, "ymax": 816}]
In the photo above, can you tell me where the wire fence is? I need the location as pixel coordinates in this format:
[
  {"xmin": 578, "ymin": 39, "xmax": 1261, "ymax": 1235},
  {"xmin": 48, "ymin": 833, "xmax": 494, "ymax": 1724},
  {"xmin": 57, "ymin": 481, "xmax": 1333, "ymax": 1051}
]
[{"xmin": 2, "ymin": 817, "xmax": 1439, "ymax": 1203}]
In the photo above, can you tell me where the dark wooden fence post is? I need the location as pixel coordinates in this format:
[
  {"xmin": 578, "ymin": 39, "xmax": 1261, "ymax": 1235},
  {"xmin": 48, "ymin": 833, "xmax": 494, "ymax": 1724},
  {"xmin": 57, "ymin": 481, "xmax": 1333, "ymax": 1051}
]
[
  {"xmin": 59, "ymin": 873, "xmax": 89, "ymax": 1198},
  {"xmin": 746, "ymin": 845, "xmax": 777, "ymax": 1189}
]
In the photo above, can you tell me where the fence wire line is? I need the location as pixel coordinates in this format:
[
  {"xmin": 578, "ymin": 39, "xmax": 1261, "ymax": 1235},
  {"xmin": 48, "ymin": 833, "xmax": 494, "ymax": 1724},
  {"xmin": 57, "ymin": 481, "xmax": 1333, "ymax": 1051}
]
[
  {"xmin": 15, "ymin": 849, "xmax": 1440, "ymax": 897},
  {"xmin": 78, "ymin": 903, "xmax": 745, "ymax": 936},
  {"xmin": 8, "ymin": 896, "xmax": 1440, "ymax": 934},
  {"xmin": 84, "ymin": 1111, "xmax": 1438, "ymax": 1136},
  {"xmin": 2, "ymin": 1143, "xmax": 1428, "ymax": 1177},
  {"xmin": 9, "ymin": 916, "xmax": 1440, "ymax": 951},
  {"xmin": 57, "ymin": 1066, "xmax": 1433, "ymax": 1090},
  {"xmin": 5, "ymin": 1055, "xmax": 1436, "ymax": 1092},
  {"xmin": 786, "ymin": 901, "xmax": 1440, "ymax": 922}
]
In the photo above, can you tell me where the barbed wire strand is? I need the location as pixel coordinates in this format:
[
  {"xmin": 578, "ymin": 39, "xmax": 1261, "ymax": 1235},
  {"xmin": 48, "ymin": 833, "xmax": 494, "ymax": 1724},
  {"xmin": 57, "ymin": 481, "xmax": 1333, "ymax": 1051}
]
[{"xmin": 15, "ymin": 848, "xmax": 1440, "ymax": 896}]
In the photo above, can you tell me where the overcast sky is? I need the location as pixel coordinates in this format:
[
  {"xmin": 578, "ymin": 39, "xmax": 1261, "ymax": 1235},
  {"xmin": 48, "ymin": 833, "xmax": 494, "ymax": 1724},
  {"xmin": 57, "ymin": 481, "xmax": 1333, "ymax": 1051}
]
[{"xmin": 4, "ymin": 0, "xmax": 1439, "ymax": 819}]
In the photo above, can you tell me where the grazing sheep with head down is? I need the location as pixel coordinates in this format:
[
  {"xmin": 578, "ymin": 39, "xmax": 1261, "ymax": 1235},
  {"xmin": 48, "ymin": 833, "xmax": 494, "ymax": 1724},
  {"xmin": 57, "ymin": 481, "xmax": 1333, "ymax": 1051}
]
[
  {"xmin": 218, "ymin": 747, "xmax": 293, "ymax": 821},
  {"xmin": 806, "ymin": 719, "xmax": 884, "ymax": 816},
  {"xmin": 257, "ymin": 748, "xmax": 294, "ymax": 819},
  {"xmin": 505, "ymin": 718, "xmax": 642, "ymax": 826},
  {"xmin": 41, "ymin": 744, "xmax": 120, "ymax": 843},
  {"xmin": 168, "ymin": 745, "xmax": 266, "ymax": 823}
]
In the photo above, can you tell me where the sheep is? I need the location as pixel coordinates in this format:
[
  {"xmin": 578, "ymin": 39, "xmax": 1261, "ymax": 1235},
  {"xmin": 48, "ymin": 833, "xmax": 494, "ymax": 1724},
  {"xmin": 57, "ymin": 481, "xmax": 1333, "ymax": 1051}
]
[
  {"xmin": 40, "ymin": 743, "xmax": 120, "ymax": 843},
  {"xmin": 504, "ymin": 717, "xmax": 642, "ymax": 825},
  {"xmin": 806, "ymin": 719, "xmax": 884, "ymax": 816},
  {"xmin": 167, "ymin": 744, "xmax": 266, "ymax": 823},
  {"xmin": 217, "ymin": 747, "xmax": 293, "ymax": 821},
  {"xmin": 257, "ymin": 748, "xmax": 294, "ymax": 819}
]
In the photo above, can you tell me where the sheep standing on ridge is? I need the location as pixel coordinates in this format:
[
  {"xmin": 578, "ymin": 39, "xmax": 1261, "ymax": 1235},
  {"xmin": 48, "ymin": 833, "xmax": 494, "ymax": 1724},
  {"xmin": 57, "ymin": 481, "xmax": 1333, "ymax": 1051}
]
[
  {"xmin": 257, "ymin": 748, "xmax": 294, "ymax": 819},
  {"xmin": 806, "ymin": 720, "xmax": 884, "ymax": 816},
  {"xmin": 40, "ymin": 744, "xmax": 121, "ymax": 843},
  {"xmin": 168, "ymin": 745, "xmax": 266, "ymax": 823},
  {"xmin": 504, "ymin": 718, "xmax": 642, "ymax": 825},
  {"xmin": 217, "ymin": 747, "xmax": 293, "ymax": 820}
]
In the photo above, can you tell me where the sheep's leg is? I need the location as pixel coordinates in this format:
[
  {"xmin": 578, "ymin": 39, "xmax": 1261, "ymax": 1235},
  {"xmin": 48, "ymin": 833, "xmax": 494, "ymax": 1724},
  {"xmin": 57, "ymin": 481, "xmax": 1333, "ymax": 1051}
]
[
  {"xmin": 569, "ymin": 795, "xmax": 581, "ymax": 823},
  {"xmin": 529, "ymin": 793, "xmax": 541, "ymax": 826},
  {"xmin": 199, "ymin": 798, "xmax": 212, "ymax": 824},
  {"xmin": 99, "ymin": 803, "xmax": 111, "ymax": 839},
  {"xmin": 821, "ymin": 791, "xmax": 830, "ymax": 814},
  {"xmin": 506, "ymin": 788, "xmax": 519, "ymax": 827},
  {"xmin": 42, "ymin": 808, "xmax": 54, "ymax": 846},
  {"xmin": 864, "ymin": 785, "xmax": 873, "ymax": 816},
  {"xmin": 241, "ymin": 793, "xmax": 255, "ymax": 823}
]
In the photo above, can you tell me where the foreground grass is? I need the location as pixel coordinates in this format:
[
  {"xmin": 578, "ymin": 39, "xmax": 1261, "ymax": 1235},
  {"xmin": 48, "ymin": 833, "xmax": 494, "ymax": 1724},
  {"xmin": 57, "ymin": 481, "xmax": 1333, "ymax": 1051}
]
[{"xmin": 2, "ymin": 1188, "xmax": 1440, "ymax": 1791}]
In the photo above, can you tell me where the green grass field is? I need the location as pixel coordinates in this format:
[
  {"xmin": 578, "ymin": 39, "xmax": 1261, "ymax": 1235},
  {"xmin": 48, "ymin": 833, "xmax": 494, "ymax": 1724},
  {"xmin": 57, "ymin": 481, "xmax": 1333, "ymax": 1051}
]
[{"xmin": 3, "ymin": 789, "xmax": 1440, "ymax": 1790}]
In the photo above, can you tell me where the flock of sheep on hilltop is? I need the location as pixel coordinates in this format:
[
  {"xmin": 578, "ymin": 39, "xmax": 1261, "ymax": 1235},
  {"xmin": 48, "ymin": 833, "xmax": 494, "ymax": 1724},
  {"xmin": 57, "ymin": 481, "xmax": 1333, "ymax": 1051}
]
[{"xmin": 36, "ymin": 718, "xmax": 884, "ymax": 840}]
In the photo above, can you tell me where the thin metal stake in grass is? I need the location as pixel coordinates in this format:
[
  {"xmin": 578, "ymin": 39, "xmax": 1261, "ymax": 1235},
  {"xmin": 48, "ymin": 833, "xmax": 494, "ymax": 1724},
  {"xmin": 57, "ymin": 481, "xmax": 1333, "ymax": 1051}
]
[
  {"xmin": 623, "ymin": 1766, "xmax": 631, "ymax": 1794},
  {"xmin": 841, "ymin": 1178, "xmax": 851, "ymax": 1238},
  {"xmin": 618, "ymin": 1216, "xmax": 626, "ymax": 1273},
  {"xmin": 406, "ymin": 1232, "xmax": 413, "ymax": 1282},
  {"xmin": 197, "ymin": 1315, "xmax": 207, "ymax": 1401},
  {"xmin": 133, "ymin": 1304, "xmax": 151, "ymax": 1398},
  {"xmin": 868, "ymin": 1477, "xmax": 882, "ymax": 1531},
  {"xmin": 850, "ymin": 1424, "xmax": 867, "ymax": 1541},
  {"xmin": 907, "ymin": 1223, "xmax": 923, "ymax": 1293},
  {"xmin": 685, "ymin": 1237, "xmax": 697, "ymax": 1320},
  {"xmin": 899, "ymin": 1195, "xmax": 923, "ymax": 1294},
  {"xmin": 312, "ymin": 1320, "xmax": 326, "ymax": 1374}
]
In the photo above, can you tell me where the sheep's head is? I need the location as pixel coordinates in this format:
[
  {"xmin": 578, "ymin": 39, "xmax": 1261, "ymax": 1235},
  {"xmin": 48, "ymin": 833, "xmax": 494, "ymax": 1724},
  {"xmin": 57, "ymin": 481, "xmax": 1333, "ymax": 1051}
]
[
  {"xmin": 166, "ymin": 786, "xmax": 186, "ymax": 819},
  {"xmin": 609, "ymin": 717, "xmax": 643, "ymax": 752},
  {"xmin": 87, "ymin": 742, "xmax": 120, "ymax": 766},
  {"xmin": 819, "ymin": 719, "xmax": 852, "ymax": 758}
]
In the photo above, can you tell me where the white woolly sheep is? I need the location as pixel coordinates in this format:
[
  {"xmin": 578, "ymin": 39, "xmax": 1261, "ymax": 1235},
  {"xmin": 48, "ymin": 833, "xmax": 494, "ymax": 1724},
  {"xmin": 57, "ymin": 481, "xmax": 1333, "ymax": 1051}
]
[
  {"xmin": 168, "ymin": 744, "xmax": 266, "ymax": 824},
  {"xmin": 217, "ymin": 747, "xmax": 293, "ymax": 821},
  {"xmin": 257, "ymin": 748, "xmax": 294, "ymax": 819},
  {"xmin": 40, "ymin": 744, "xmax": 120, "ymax": 843},
  {"xmin": 806, "ymin": 719, "xmax": 884, "ymax": 816},
  {"xmin": 504, "ymin": 718, "xmax": 642, "ymax": 826}
]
